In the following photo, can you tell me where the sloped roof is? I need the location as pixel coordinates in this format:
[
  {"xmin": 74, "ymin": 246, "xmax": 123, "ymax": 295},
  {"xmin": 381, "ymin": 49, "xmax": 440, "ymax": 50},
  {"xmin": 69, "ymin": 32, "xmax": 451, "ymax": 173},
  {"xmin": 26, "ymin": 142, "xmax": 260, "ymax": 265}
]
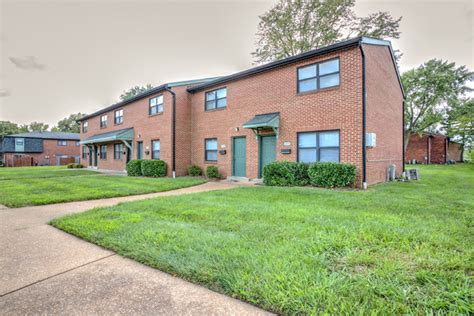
[
  {"xmin": 188, "ymin": 36, "xmax": 404, "ymax": 96},
  {"xmin": 79, "ymin": 77, "xmax": 221, "ymax": 121},
  {"xmin": 243, "ymin": 112, "xmax": 280, "ymax": 128},
  {"xmin": 80, "ymin": 128, "xmax": 133, "ymax": 145},
  {"xmin": 8, "ymin": 132, "xmax": 80, "ymax": 140}
]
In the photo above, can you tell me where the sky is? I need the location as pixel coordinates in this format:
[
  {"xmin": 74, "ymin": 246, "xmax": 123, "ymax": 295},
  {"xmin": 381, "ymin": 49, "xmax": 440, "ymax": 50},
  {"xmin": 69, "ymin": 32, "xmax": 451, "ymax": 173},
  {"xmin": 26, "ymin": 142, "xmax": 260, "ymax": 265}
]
[{"xmin": 0, "ymin": 0, "xmax": 473, "ymax": 127}]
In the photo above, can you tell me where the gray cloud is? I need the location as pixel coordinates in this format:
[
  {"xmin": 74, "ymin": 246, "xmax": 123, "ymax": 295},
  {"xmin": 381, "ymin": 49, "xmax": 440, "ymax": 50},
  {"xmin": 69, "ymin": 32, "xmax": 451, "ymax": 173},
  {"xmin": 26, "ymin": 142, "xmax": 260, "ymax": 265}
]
[{"xmin": 9, "ymin": 56, "xmax": 45, "ymax": 70}]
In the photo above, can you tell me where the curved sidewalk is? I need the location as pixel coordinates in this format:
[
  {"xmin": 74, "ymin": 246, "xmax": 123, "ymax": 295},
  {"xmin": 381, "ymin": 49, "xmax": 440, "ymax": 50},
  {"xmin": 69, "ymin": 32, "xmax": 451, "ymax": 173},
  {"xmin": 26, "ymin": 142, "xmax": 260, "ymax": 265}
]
[{"xmin": 0, "ymin": 182, "xmax": 271, "ymax": 315}]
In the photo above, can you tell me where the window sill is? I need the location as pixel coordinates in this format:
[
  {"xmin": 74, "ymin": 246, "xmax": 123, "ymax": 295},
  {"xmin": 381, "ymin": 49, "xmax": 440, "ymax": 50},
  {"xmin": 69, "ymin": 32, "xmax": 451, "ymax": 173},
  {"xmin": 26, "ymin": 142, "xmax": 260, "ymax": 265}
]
[
  {"xmin": 114, "ymin": 122, "xmax": 123, "ymax": 126},
  {"xmin": 100, "ymin": 126, "xmax": 107, "ymax": 129},
  {"xmin": 205, "ymin": 107, "xmax": 227, "ymax": 113},
  {"xmin": 297, "ymin": 85, "xmax": 339, "ymax": 96},
  {"xmin": 204, "ymin": 161, "xmax": 218, "ymax": 164},
  {"xmin": 149, "ymin": 112, "xmax": 164, "ymax": 117}
]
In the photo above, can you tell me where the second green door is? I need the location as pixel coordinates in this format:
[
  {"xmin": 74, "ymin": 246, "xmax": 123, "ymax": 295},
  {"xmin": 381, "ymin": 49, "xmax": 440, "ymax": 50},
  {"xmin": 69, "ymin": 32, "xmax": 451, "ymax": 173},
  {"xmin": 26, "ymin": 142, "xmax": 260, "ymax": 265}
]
[
  {"xmin": 232, "ymin": 137, "xmax": 246, "ymax": 177},
  {"xmin": 259, "ymin": 135, "xmax": 276, "ymax": 177}
]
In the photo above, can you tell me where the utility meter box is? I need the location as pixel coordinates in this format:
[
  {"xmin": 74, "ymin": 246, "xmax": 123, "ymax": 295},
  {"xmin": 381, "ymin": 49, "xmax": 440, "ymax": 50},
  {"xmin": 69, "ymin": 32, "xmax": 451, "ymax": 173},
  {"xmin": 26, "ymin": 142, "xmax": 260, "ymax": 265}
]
[{"xmin": 366, "ymin": 133, "xmax": 376, "ymax": 148}]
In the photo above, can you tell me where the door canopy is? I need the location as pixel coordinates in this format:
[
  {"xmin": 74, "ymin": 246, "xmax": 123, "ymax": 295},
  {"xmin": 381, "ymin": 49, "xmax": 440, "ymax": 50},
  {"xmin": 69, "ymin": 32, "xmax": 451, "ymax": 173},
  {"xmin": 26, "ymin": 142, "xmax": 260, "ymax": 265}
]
[{"xmin": 242, "ymin": 112, "xmax": 280, "ymax": 138}]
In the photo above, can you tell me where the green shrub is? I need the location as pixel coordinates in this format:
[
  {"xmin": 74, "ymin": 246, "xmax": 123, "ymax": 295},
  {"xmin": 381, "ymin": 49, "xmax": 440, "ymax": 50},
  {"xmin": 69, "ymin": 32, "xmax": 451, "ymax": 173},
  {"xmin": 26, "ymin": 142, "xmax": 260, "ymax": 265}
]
[
  {"xmin": 73, "ymin": 163, "xmax": 84, "ymax": 168},
  {"xmin": 66, "ymin": 163, "xmax": 74, "ymax": 169},
  {"xmin": 188, "ymin": 165, "xmax": 202, "ymax": 176},
  {"xmin": 141, "ymin": 160, "xmax": 167, "ymax": 177},
  {"xmin": 263, "ymin": 161, "xmax": 310, "ymax": 186},
  {"xmin": 126, "ymin": 160, "xmax": 143, "ymax": 176},
  {"xmin": 308, "ymin": 162, "xmax": 356, "ymax": 188},
  {"xmin": 206, "ymin": 165, "xmax": 220, "ymax": 179}
]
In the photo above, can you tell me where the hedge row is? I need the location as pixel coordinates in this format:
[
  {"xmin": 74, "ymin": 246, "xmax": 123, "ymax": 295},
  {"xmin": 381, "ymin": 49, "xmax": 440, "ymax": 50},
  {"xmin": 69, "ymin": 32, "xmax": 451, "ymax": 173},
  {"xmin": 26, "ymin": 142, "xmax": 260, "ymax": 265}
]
[
  {"xmin": 126, "ymin": 159, "xmax": 167, "ymax": 177},
  {"xmin": 263, "ymin": 161, "xmax": 356, "ymax": 188},
  {"xmin": 66, "ymin": 163, "xmax": 83, "ymax": 169}
]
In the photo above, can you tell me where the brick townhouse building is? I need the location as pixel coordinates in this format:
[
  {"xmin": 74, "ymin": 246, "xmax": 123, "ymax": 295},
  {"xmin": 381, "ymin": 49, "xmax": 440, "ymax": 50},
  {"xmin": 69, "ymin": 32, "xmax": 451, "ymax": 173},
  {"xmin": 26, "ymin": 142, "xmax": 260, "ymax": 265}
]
[
  {"xmin": 79, "ymin": 37, "xmax": 404, "ymax": 187},
  {"xmin": 0, "ymin": 132, "xmax": 80, "ymax": 167},
  {"xmin": 406, "ymin": 133, "xmax": 463, "ymax": 164}
]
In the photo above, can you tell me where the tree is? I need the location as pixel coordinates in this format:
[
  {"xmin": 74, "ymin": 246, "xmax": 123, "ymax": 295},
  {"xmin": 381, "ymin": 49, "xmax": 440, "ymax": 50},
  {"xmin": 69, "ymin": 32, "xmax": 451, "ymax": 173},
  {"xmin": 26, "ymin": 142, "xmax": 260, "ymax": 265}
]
[
  {"xmin": 443, "ymin": 98, "xmax": 474, "ymax": 157},
  {"xmin": 120, "ymin": 84, "xmax": 154, "ymax": 101},
  {"xmin": 51, "ymin": 113, "xmax": 85, "ymax": 133},
  {"xmin": 0, "ymin": 121, "xmax": 22, "ymax": 137},
  {"xmin": 403, "ymin": 59, "xmax": 473, "ymax": 150},
  {"xmin": 252, "ymin": 0, "xmax": 401, "ymax": 63},
  {"xmin": 27, "ymin": 121, "xmax": 49, "ymax": 132}
]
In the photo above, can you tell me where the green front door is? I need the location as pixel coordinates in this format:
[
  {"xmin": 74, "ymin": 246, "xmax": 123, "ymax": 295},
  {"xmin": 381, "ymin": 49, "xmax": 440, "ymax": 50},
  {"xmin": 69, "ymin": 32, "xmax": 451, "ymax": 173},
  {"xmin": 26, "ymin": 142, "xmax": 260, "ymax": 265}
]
[
  {"xmin": 232, "ymin": 137, "xmax": 246, "ymax": 177},
  {"xmin": 137, "ymin": 141, "xmax": 143, "ymax": 159},
  {"xmin": 259, "ymin": 135, "xmax": 276, "ymax": 177}
]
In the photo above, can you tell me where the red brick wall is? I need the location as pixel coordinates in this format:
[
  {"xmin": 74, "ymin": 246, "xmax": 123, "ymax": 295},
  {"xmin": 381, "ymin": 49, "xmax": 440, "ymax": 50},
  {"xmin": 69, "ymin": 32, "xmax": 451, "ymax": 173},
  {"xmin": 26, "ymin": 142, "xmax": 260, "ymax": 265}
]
[
  {"xmin": 364, "ymin": 44, "xmax": 404, "ymax": 184},
  {"xmin": 406, "ymin": 134, "xmax": 461, "ymax": 164},
  {"xmin": 406, "ymin": 134, "xmax": 429, "ymax": 163},
  {"xmin": 430, "ymin": 135, "xmax": 447, "ymax": 164},
  {"xmin": 80, "ymin": 87, "xmax": 189, "ymax": 175},
  {"xmin": 4, "ymin": 139, "xmax": 80, "ymax": 167},
  {"xmin": 190, "ymin": 47, "xmax": 364, "ymax": 184}
]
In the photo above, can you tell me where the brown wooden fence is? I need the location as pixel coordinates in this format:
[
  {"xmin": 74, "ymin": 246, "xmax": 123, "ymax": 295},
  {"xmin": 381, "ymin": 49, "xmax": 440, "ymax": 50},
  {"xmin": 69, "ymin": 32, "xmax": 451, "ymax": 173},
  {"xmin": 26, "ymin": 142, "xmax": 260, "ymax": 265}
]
[
  {"xmin": 13, "ymin": 155, "xmax": 34, "ymax": 167},
  {"xmin": 59, "ymin": 157, "xmax": 76, "ymax": 165}
]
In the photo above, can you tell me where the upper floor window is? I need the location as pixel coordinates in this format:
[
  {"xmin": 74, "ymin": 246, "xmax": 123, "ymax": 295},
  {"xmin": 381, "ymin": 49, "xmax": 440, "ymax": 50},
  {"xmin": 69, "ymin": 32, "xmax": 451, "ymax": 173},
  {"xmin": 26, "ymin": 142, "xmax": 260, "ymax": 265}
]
[
  {"xmin": 15, "ymin": 138, "xmax": 25, "ymax": 152},
  {"xmin": 100, "ymin": 115, "xmax": 108, "ymax": 128},
  {"xmin": 297, "ymin": 58, "xmax": 340, "ymax": 93},
  {"xmin": 57, "ymin": 140, "xmax": 67, "ymax": 146},
  {"xmin": 149, "ymin": 95, "xmax": 164, "ymax": 115},
  {"xmin": 114, "ymin": 143, "xmax": 123, "ymax": 160},
  {"xmin": 151, "ymin": 140, "xmax": 160, "ymax": 159},
  {"xmin": 298, "ymin": 131, "xmax": 340, "ymax": 163},
  {"xmin": 205, "ymin": 88, "xmax": 227, "ymax": 111},
  {"xmin": 82, "ymin": 121, "xmax": 88, "ymax": 133},
  {"xmin": 100, "ymin": 145, "xmax": 107, "ymax": 160},
  {"xmin": 76, "ymin": 141, "xmax": 80, "ymax": 147},
  {"xmin": 114, "ymin": 109, "xmax": 124, "ymax": 125},
  {"xmin": 205, "ymin": 138, "xmax": 218, "ymax": 161}
]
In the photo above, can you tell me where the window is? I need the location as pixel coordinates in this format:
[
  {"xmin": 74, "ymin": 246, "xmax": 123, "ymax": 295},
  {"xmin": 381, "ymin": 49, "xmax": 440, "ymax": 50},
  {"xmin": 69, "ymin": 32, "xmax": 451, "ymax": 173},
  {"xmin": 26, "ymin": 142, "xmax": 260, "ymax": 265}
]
[
  {"xmin": 151, "ymin": 140, "xmax": 160, "ymax": 160},
  {"xmin": 82, "ymin": 146, "xmax": 88, "ymax": 159},
  {"xmin": 114, "ymin": 109, "xmax": 124, "ymax": 124},
  {"xmin": 297, "ymin": 58, "xmax": 340, "ymax": 93},
  {"xmin": 149, "ymin": 95, "xmax": 164, "ymax": 115},
  {"xmin": 205, "ymin": 138, "xmax": 218, "ymax": 161},
  {"xmin": 205, "ymin": 88, "xmax": 227, "ymax": 111},
  {"xmin": 76, "ymin": 141, "xmax": 80, "ymax": 147},
  {"xmin": 100, "ymin": 115, "xmax": 108, "ymax": 128},
  {"xmin": 57, "ymin": 140, "xmax": 67, "ymax": 146},
  {"xmin": 100, "ymin": 145, "xmax": 107, "ymax": 159},
  {"xmin": 82, "ymin": 121, "xmax": 88, "ymax": 133},
  {"xmin": 298, "ymin": 131, "xmax": 340, "ymax": 163},
  {"xmin": 114, "ymin": 143, "xmax": 123, "ymax": 160},
  {"xmin": 15, "ymin": 138, "xmax": 25, "ymax": 152}
]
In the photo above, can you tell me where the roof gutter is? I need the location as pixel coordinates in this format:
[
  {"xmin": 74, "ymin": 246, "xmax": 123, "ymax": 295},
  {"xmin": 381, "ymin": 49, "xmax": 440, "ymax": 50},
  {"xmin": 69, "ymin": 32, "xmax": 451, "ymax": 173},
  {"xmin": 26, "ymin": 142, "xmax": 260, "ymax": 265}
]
[
  {"xmin": 359, "ymin": 41, "xmax": 367, "ymax": 190},
  {"xmin": 164, "ymin": 85, "xmax": 176, "ymax": 178}
]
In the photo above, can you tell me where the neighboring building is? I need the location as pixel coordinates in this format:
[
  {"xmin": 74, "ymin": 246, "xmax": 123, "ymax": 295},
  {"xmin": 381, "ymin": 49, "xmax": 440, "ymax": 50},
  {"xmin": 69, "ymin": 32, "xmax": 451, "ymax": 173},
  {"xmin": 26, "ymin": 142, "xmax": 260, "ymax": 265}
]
[
  {"xmin": 0, "ymin": 132, "xmax": 80, "ymax": 167},
  {"xmin": 78, "ymin": 37, "xmax": 404, "ymax": 187},
  {"xmin": 406, "ymin": 133, "xmax": 463, "ymax": 164}
]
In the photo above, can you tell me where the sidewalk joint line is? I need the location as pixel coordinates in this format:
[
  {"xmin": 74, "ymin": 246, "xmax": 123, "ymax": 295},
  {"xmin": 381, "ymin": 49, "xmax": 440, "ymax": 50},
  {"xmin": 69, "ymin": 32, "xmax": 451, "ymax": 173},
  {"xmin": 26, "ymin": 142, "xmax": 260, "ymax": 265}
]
[{"xmin": 0, "ymin": 253, "xmax": 116, "ymax": 298}]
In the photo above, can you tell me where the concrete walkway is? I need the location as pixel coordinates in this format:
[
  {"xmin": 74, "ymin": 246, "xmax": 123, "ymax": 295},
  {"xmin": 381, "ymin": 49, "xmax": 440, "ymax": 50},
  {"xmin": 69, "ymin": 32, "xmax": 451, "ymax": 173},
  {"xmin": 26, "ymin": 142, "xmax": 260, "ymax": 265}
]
[{"xmin": 0, "ymin": 182, "xmax": 271, "ymax": 315}]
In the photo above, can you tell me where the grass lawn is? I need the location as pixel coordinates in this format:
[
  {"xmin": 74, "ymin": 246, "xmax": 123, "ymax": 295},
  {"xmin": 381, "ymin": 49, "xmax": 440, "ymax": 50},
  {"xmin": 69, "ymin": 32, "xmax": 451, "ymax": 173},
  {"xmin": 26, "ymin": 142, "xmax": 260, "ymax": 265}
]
[
  {"xmin": 0, "ymin": 165, "xmax": 97, "ymax": 180},
  {"xmin": 50, "ymin": 164, "xmax": 473, "ymax": 314},
  {"xmin": 0, "ymin": 166, "xmax": 206, "ymax": 207}
]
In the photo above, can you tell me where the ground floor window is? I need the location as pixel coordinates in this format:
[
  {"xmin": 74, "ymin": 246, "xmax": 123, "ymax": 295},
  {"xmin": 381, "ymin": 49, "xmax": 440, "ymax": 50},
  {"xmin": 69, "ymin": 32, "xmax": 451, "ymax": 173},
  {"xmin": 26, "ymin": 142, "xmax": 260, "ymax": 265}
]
[
  {"xmin": 297, "ymin": 130, "xmax": 340, "ymax": 163},
  {"xmin": 100, "ymin": 145, "xmax": 107, "ymax": 160},
  {"xmin": 205, "ymin": 138, "xmax": 218, "ymax": 162},
  {"xmin": 151, "ymin": 140, "xmax": 160, "ymax": 159},
  {"xmin": 82, "ymin": 146, "xmax": 87, "ymax": 159},
  {"xmin": 114, "ymin": 143, "xmax": 123, "ymax": 160}
]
